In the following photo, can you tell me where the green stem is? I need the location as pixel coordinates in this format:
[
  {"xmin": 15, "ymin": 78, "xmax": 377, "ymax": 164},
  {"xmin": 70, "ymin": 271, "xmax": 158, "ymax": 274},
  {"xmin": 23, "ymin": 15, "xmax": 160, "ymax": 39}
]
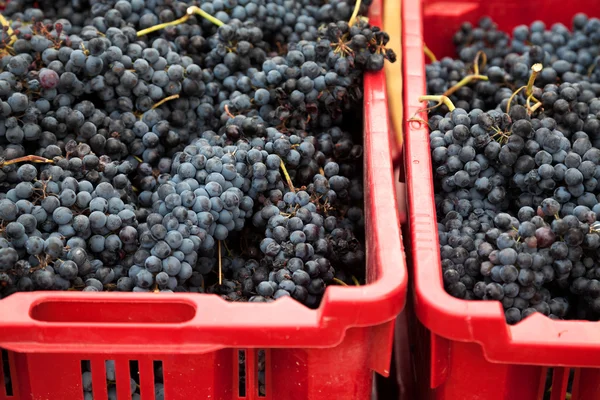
[
  {"xmin": 526, "ymin": 63, "xmax": 543, "ymax": 96},
  {"xmin": 443, "ymin": 74, "xmax": 488, "ymax": 97},
  {"xmin": 188, "ymin": 6, "xmax": 224, "ymax": 27},
  {"xmin": 419, "ymin": 95, "xmax": 456, "ymax": 112},
  {"xmin": 136, "ymin": 6, "xmax": 223, "ymax": 37},
  {"xmin": 423, "ymin": 43, "xmax": 437, "ymax": 63},
  {"xmin": 349, "ymin": 0, "xmax": 362, "ymax": 27},
  {"xmin": 137, "ymin": 15, "xmax": 190, "ymax": 37}
]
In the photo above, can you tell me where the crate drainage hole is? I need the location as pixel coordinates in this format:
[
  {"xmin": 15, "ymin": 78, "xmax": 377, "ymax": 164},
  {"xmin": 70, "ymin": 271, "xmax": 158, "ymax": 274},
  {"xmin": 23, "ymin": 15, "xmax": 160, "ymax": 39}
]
[
  {"xmin": 105, "ymin": 360, "xmax": 117, "ymax": 399},
  {"xmin": 81, "ymin": 360, "xmax": 92, "ymax": 397},
  {"xmin": 543, "ymin": 368, "xmax": 554, "ymax": 400},
  {"xmin": 238, "ymin": 350, "xmax": 246, "ymax": 397},
  {"xmin": 564, "ymin": 369, "xmax": 575, "ymax": 400},
  {"xmin": 129, "ymin": 360, "xmax": 139, "ymax": 399},
  {"xmin": 1, "ymin": 349, "xmax": 13, "ymax": 396},
  {"xmin": 258, "ymin": 350, "xmax": 266, "ymax": 397},
  {"xmin": 154, "ymin": 360, "xmax": 164, "ymax": 398}
]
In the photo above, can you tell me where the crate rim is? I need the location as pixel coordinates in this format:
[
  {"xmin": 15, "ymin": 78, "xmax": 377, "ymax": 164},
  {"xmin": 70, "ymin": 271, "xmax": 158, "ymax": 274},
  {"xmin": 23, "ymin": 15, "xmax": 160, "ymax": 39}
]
[{"xmin": 0, "ymin": 0, "xmax": 407, "ymax": 356}]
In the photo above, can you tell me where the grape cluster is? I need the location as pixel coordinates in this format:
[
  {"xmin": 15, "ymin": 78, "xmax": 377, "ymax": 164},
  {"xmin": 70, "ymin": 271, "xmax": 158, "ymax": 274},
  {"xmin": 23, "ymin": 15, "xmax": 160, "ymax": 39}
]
[
  {"xmin": 425, "ymin": 13, "xmax": 600, "ymax": 323},
  {"xmin": 0, "ymin": 143, "xmax": 143, "ymax": 294},
  {"xmin": 202, "ymin": 125, "xmax": 366, "ymax": 304},
  {"xmin": 0, "ymin": 0, "xmax": 395, "ymax": 307}
]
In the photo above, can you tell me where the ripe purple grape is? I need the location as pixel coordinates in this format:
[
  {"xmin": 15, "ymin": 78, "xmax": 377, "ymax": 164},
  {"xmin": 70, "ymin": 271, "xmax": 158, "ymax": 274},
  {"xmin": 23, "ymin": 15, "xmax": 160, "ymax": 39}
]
[{"xmin": 39, "ymin": 68, "xmax": 60, "ymax": 89}]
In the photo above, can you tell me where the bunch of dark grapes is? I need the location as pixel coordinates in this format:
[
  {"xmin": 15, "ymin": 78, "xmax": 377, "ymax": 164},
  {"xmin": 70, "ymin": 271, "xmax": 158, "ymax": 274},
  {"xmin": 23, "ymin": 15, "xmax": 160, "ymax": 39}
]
[
  {"xmin": 424, "ymin": 13, "xmax": 600, "ymax": 323},
  {"xmin": 0, "ymin": 0, "xmax": 395, "ymax": 308}
]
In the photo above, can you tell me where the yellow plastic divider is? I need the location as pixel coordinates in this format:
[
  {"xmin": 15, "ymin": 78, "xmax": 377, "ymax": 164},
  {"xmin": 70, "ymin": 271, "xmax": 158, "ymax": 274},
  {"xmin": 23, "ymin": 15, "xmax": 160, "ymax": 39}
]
[{"xmin": 384, "ymin": 0, "xmax": 403, "ymax": 149}]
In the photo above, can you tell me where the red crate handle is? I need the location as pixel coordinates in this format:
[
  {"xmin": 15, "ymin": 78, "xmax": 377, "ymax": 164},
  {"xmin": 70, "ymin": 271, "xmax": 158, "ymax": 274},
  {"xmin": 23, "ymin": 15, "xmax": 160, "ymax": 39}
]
[{"xmin": 404, "ymin": 0, "xmax": 600, "ymax": 367}]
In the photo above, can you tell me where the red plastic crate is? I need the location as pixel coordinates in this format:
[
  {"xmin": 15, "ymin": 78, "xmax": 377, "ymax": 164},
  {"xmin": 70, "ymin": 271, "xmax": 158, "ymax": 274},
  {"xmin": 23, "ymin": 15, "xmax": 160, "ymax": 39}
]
[
  {"xmin": 403, "ymin": 0, "xmax": 600, "ymax": 399},
  {"xmin": 0, "ymin": 2, "xmax": 406, "ymax": 400}
]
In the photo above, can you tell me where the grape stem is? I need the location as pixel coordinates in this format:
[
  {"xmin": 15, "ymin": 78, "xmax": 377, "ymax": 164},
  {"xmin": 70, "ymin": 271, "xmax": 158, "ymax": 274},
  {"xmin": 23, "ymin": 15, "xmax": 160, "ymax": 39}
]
[
  {"xmin": 418, "ymin": 95, "xmax": 456, "ymax": 112},
  {"xmin": 279, "ymin": 160, "xmax": 296, "ymax": 192},
  {"xmin": 0, "ymin": 155, "xmax": 54, "ymax": 168},
  {"xmin": 136, "ymin": 6, "xmax": 224, "ymax": 37},
  {"xmin": 490, "ymin": 126, "xmax": 511, "ymax": 144},
  {"xmin": 151, "ymin": 94, "xmax": 180, "ymax": 110},
  {"xmin": 423, "ymin": 43, "xmax": 437, "ymax": 63},
  {"xmin": 526, "ymin": 63, "xmax": 543, "ymax": 97},
  {"xmin": 527, "ymin": 93, "xmax": 542, "ymax": 114},
  {"xmin": 507, "ymin": 64, "xmax": 543, "ymax": 115},
  {"xmin": 187, "ymin": 6, "xmax": 224, "ymax": 27},
  {"xmin": 333, "ymin": 277, "xmax": 348, "ymax": 286},
  {"xmin": 588, "ymin": 63, "xmax": 597, "ymax": 77},
  {"xmin": 136, "ymin": 15, "xmax": 191, "ymax": 37},
  {"xmin": 223, "ymin": 240, "xmax": 233, "ymax": 257},
  {"xmin": 473, "ymin": 51, "xmax": 487, "ymax": 76},
  {"xmin": 218, "ymin": 240, "xmax": 222, "ymax": 286},
  {"xmin": 80, "ymin": 42, "xmax": 90, "ymax": 56},
  {"xmin": 0, "ymin": 13, "xmax": 16, "ymax": 46},
  {"xmin": 443, "ymin": 74, "xmax": 488, "ymax": 97},
  {"xmin": 407, "ymin": 115, "xmax": 430, "ymax": 128},
  {"xmin": 351, "ymin": 276, "xmax": 360, "ymax": 286},
  {"xmin": 224, "ymin": 104, "xmax": 235, "ymax": 119},
  {"xmin": 506, "ymin": 86, "xmax": 525, "ymax": 115},
  {"xmin": 348, "ymin": 0, "xmax": 362, "ymax": 27}
]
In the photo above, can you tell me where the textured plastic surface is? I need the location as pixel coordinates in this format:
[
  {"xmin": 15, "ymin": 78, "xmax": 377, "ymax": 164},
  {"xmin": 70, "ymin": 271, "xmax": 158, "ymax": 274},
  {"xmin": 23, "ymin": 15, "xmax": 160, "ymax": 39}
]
[
  {"xmin": 403, "ymin": 0, "xmax": 600, "ymax": 399},
  {"xmin": 0, "ymin": 1, "xmax": 406, "ymax": 399}
]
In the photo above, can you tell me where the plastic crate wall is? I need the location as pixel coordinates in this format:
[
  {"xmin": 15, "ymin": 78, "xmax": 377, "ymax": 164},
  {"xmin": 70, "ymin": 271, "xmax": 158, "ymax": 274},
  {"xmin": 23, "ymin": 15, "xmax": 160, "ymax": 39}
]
[
  {"xmin": 402, "ymin": 0, "xmax": 600, "ymax": 399},
  {"xmin": 0, "ymin": 334, "xmax": 386, "ymax": 400}
]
